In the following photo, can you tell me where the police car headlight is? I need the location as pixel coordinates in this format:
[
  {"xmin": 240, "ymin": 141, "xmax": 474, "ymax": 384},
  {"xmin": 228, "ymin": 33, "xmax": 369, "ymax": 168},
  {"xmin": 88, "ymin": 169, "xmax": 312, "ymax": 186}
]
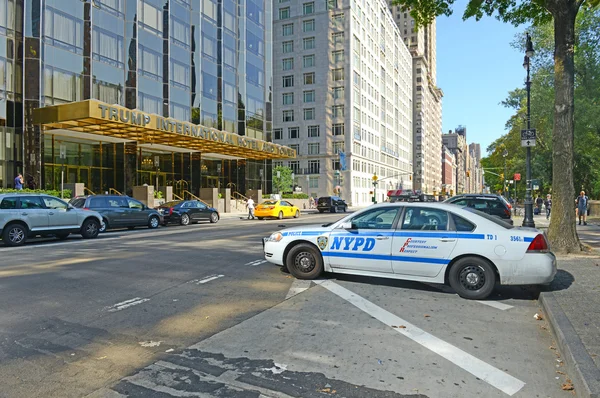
[{"xmin": 268, "ymin": 232, "xmax": 283, "ymax": 242}]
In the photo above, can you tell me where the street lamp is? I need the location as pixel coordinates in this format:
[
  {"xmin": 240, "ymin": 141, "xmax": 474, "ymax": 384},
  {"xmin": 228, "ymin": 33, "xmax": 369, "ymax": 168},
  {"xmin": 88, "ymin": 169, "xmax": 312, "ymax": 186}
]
[
  {"xmin": 522, "ymin": 33, "xmax": 535, "ymax": 228},
  {"xmin": 502, "ymin": 149, "xmax": 508, "ymax": 198}
]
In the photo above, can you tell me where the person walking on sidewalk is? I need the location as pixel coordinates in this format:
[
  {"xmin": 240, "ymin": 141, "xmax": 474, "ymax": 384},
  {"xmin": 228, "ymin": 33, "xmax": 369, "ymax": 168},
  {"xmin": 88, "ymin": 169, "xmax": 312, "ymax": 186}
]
[
  {"xmin": 577, "ymin": 190, "xmax": 589, "ymax": 225},
  {"xmin": 246, "ymin": 197, "xmax": 256, "ymax": 220},
  {"xmin": 14, "ymin": 173, "xmax": 24, "ymax": 190},
  {"xmin": 536, "ymin": 196, "xmax": 543, "ymax": 213},
  {"xmin": 544, "ymin": 194, "xmax": 552, "ymax": 220}
]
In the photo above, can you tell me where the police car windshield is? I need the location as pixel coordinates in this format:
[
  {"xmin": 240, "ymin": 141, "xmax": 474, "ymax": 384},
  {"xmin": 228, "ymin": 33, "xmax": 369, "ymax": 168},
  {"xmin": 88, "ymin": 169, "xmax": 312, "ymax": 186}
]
[{"xmin": 464, "ymin": 207, "xmax": 514, "ymax": 229}]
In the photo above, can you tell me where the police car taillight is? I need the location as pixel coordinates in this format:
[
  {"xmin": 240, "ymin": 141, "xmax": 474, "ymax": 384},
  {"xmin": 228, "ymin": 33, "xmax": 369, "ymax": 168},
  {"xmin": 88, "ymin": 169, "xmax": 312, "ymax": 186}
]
[{"xmin": 527, "ymin": 234, "xmax": 549, "ymax": 252}]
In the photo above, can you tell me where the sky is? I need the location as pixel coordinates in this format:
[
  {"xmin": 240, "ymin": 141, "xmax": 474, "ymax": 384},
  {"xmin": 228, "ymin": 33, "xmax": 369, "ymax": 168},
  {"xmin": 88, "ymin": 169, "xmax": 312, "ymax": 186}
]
[{"xmin": 435, "ymin": 0, "xmax": 526, "ymax": 156}]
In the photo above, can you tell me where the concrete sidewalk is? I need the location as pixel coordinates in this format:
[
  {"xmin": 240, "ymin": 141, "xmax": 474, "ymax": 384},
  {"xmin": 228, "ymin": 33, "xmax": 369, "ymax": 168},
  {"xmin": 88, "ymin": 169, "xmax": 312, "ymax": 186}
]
[{"xmin": 513, "ymin": 214, "xmax": 600, "ymax": 397}]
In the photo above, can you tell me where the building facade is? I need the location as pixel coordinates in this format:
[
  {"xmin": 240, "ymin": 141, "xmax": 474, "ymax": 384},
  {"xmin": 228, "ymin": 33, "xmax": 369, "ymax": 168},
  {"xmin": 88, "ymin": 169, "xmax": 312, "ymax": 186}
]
[
  {"xmin": 442, "ymin": 127, "xmax": 467, "ymax": 194},
  {"xmin": 272, "ymin": 0, "xmax": 413, "ymax": 205},
  {"xmin": 387, "ymin": 5, "xmax": 442, "ymax": 195},
  {"xmin": 1, "ymin": 0, "xmax": 293, "ymax": 196},
  {"xmin": 468, "ymin": 142, "xmax": 482, "ymax": 194},
  {"xmin": 441, "ymin": 145, "xmax": 455, "ymax": 196}
]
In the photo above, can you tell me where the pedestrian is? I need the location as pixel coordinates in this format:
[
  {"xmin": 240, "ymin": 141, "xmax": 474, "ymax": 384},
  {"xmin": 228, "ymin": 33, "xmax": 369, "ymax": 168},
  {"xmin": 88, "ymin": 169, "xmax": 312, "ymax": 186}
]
[
  {"xmin": 576, "ymin": 190, "xmax": 589, "ymax": 225},
  {"xmin": 309, "ymin": 196, "xmax": 315, "ymax": 209},
  {"xmin": 246, "ymin": 197, "xmax": 255, "ymax": 220},
  {"xmin": 544, "ymin": 194, "xmax": 552, "ymax": 220},
  {"xmin": 14, "ymin": 173, "xmax": 24, "ymax": 190},
  {"xmin": 536, "ymin": 196, "xmax": 543, "ymax": 212}
]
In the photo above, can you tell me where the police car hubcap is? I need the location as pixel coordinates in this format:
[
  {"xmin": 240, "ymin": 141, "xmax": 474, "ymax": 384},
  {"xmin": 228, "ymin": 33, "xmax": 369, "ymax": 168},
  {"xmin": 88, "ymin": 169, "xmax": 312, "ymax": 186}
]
[
  {"xmin": 295, "ymin": 252, "xmax": 315, "ymax": 272},
  {"xmin": 460, "ymin": 265, "xmax": 485, "ymax": 290}
]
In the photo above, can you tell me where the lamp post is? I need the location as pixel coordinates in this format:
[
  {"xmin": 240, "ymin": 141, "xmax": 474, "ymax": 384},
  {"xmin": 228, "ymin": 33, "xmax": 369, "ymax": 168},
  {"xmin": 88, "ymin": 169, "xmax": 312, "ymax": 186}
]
[
  {"xmin": 522, "ymin": 33, "xmax": 535, "ymax": 228},
  {"xmin": 502, "ymin": 149, "xmax": 508, "ymax": 197}
]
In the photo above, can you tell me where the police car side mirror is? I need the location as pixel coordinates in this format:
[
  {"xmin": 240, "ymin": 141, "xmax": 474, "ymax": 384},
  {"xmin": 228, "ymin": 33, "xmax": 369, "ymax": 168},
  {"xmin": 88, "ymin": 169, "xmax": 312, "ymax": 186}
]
[{"xmin": 340, "ymin": 221, "xmax": 353, "ymax": 230}]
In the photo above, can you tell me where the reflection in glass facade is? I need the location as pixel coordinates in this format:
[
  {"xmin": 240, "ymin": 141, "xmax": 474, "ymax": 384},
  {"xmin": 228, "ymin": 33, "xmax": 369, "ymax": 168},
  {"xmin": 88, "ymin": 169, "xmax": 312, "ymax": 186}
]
[{"xmin": 1, "ymin": 0, "xmax": 275, "ymax": 195}]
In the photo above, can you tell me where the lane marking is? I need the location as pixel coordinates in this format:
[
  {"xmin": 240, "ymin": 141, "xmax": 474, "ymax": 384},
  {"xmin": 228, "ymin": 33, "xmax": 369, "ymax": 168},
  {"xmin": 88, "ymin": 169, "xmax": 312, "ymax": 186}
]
[
  {"xmin": 189, "ymin": 274, "xmax": 225, "ymax": 285},
  {"xmin": 315, "ymin": 280, "xmax": 525, "ymax": 396},
  {"xmin": 245, "ymin": 259, "xmax": 267, "ymax": 266},
  {"xmin": 105, "ymin": 297, "xmax": 150, "ymax": 312},
  {"xmin": 425, "ymin": 283, "xmax": 514, "ymax": 311},
  {"xmin": 285, "ymin": 279, "xmax": 312, "ymax": 300}
]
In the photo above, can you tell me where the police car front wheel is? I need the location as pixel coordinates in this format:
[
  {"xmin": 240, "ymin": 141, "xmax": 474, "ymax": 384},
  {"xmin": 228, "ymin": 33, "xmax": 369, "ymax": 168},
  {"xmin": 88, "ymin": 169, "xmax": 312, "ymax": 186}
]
[
  {"xmin": 286, "ymin": 243, "xmax": 323, "ymax": 280},
  {"xmin": 448, "ymin": 257, "xmax": 496, "ymax": 300}
]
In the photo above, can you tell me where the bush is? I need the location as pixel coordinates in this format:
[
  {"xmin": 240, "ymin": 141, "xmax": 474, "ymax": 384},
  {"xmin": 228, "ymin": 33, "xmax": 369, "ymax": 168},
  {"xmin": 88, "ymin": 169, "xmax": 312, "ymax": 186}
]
[
  {"xmin": 262, "ymin": 194, "xmax": 271, "ymax": 199},
  {"xmin": 282, "ymin": 193, "xmax": 309, "ymax": 199},
  {"xmin": 0, "ymin": 188, "xmax": 72, "ymax": 198}
]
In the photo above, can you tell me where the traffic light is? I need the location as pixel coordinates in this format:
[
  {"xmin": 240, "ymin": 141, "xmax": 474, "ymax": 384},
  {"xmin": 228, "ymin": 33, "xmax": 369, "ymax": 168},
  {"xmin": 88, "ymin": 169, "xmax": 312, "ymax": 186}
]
[{"xmin": 466, "ymin": 171, "xmax": 470, "ymax": 177}]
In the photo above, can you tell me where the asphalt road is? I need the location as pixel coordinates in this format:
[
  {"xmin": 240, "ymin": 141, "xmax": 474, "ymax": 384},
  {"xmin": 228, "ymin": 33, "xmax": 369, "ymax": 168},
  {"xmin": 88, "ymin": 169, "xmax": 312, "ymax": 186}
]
[{"xmin": 0, "ymin": 213, "xmax": 573, "ymax": 398}]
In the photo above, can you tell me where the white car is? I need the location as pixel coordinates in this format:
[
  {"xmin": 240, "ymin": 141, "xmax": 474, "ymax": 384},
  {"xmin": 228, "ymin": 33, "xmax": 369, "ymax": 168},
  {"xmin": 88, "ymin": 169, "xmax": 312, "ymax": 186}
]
[{"xmin": 263, "ymin": 203, "xmax": 556, "ymax": 300}]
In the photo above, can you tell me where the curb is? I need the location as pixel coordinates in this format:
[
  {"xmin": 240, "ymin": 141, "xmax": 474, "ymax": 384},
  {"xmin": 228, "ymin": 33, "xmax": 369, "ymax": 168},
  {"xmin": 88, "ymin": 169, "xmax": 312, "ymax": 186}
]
[{"xmin": 539, "ymin": 292, "xmax": 600, "ymax": 398}]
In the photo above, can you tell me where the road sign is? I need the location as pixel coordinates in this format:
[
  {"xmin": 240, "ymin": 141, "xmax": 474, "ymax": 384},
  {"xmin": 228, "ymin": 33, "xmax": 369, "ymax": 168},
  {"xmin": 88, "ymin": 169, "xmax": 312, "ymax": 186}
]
[
  {"xmin": 514, "ymin": 173, "xmax": 521, "ymax": 181},
  {"xmin": 521, "ymin": 129, "xmax": 536, "ymax": 147}
]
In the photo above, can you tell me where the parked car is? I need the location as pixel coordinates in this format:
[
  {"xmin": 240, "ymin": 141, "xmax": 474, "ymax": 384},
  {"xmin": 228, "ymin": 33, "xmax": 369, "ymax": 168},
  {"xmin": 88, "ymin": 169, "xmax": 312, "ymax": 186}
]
[
  {"xmin": 317, "ymin": 196, "xmax": 348, "ymax": 213},
  {"xmin": 69, "ymin": 195, "xmax": 162, "ymax": 232},
  {"xmin": 157, "ymin": 200, "xmax": 219, "ymax": 225},
  {"xmin": 254, "ymin": 200, "xmax": 300, "ymax": 220},
  {"xmin": 444, "ymin": 194, "xmax": 513, "ymax": 225},
  {"xmin": 0, "ymin": 194, "xmax": 102, "ymax": 246}
]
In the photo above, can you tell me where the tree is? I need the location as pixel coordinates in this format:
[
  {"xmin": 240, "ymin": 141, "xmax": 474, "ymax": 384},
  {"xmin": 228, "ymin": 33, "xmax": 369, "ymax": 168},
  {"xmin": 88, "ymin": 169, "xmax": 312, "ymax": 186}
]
[
  {"xmin": 272, "ymin": 166, "xmax": 293, "ymax": 194},
  {"xmin": 392, "ymin": 0, "xmax": 599, "ymax": 252}
]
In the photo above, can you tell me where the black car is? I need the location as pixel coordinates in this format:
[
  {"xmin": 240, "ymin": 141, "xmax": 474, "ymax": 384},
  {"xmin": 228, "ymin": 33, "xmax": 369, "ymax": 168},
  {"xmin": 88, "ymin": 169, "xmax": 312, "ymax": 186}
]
[
  {"xmin": 444, "ymin": 194, "xmax": 513, "ymax": 224},
  {"xmin": 317, "ymin": 196, "xmax": 348, "ymax": 213},
  {"xmin": 158, "ymin": 200, "xmax": 219, "ymax": 225},
  {"xmin": 69, "ymin": 195, "xmax": 163, "ymax": 232}
]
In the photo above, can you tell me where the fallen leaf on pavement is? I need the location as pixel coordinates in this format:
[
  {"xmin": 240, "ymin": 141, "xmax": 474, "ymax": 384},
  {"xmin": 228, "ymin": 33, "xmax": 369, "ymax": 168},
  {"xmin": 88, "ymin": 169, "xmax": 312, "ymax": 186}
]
[
  {"xmin": 318, "ymin": 387, "xmax": 336, "ymax": 393},
  {"xmin": 534, "ymin": 313, "xmax": 544, "ymax": 320},
  {"xmin": 424, "ymin": 314, "xmax": 431, "ymax": 318},
  {"xmin": 561, "ymin": 380, "xmax": 574, "ymax": 391},
  {"xmin": 96, "ymin": 356, "xmax": 107, "ymax": 360},
  {"xmin": 556, "ymin": 370, "xmax": 566, "ymax": 375},
  {"xmin": 392, "ymin": 325, "xmax": 407, "ymax": 329}
]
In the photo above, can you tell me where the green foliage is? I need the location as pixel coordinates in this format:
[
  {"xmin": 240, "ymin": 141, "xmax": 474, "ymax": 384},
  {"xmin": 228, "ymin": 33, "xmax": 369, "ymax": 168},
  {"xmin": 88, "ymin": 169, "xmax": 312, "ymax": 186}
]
[
  {"xmin": 281, "ymin": 193, "xmax": 309, "ymax": 199},
  {"xmin": 154, "ymin": 190, "xmax": 164, "ymax": 199},
  {"xmin": 262, "ymin": 194, "xmax": 271, "ymax": 199},
  {"xmin": 0, "ymin": 188, "xmax": 72, "ymax": 198},
  {"xmin": 272, "ymin": 166, "xmax": 294, "ymax": 193}
]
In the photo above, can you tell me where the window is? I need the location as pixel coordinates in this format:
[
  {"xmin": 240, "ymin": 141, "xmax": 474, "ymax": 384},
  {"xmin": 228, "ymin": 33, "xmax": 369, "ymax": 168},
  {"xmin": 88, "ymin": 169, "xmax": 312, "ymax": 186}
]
[
  {"xmin": 332, "ymin": 68, "xmax": 344, "ymax": 81},
  {"xmin": 303, "ymin": 55, "xmax": 315, "ymax": 68},
  {"xmin": 303, "ymin": 37, "xmax": 315, "ymax": 50},
  {"xmin": 289, "ymin": 127, "xmax": 300, "ymax": 138},
  {"xmin": 93, "ymin": 28, "xmax": 124, "ymax": 67},
  {"xmin": 308, "ymin": 125, "xmax": 320, "ymax": 137},
  {"xmin": 332, "ymin": 50, "xmax": 344, "ymax": 62},
  {"xmin": 282, "ymin": 40, "xmax": 294, "ymax": 53},
  {"xmin": 333, "ymin": 86, "xmax": 344, "ymax": 99},
  {"xmin": 401, "ymin": 208, "xmax": 448, "ymax": 231},
  {"xmin": 283, "ymin": 75, "xmax": 294, "ymax": 87},
  {"xmin": 282, "ymin": 23, "xmax": 294, "ymax": 36},
  {"xmin": 332, "ymin": 105, "xmax": 344, "ymax": 117},
  {"xmin": 0, "ymin": 197, "xmax": 17, "ymax": 209},
  {"xmin": 304, "ymin": 108, "xmax": 315, "ymax": 120},
  {"xmin": 282, "ymin": 92, "xmax": 294, "ymax": 105},
  {"xmin": 290, "ymin": 144, "xmax": 300, "ymax": 154},
  {"xmin": 349, "ymin": 207, "xmax": 400, "ymax": 230},
  {"xmin": 303, "ymin": 90, "xmax": 315, "ymax": 102},
  {"xmin": 282, "ymin": 58, "xmax": 294, "ymax": 70},
  {"xmin": 141, "ymin": 1, "xmax": 163, "ymax": 34},
  {"xmin": 327, "ymin": 0, "xmax": 338, "ymax": 9},
  {"xmin": 171, "ymin": 60, "xmax": 190, "ymax": 88},
  {"xmin": 308, "ymin": 143, "xmax": 320, "ymax": 155},
  {"xmin": 171, "ymin": 17, "xmax": 191, "ymax": 47},
  {"xmin": 303, "ymin": 2, "xmax": 314, "ymax": 14},
  {"xmin": 128, "ymin": 199, "xmax": 144, "ymax": 210},
  {"xmin": 309, "ymin": 176, "xmax": 319, "ymax": 188},
  {"xmin": 452, "ymin": 214, "xmax": 475, "ymax": 232},
  {"xmin": 308, "ymin": 160, "xmax": 320, "ymax": 174},
  {"xmin": 332, "ymin": 123, "xmax": 344, "ymax": 135},
  {"xmin": 332, "ymin": 32, "xmax": 344, "ymax": 44},
  {"xmin": 303, "ymin": 19, "xmax": 315, "ymax": 32},
  {"xmin": 19, "ymin": 196, "xmax": 44, "ymax": 209},
  {"xmin": 139, "ymin": 46, "xmax": 162, "ymax": 79},
  {"xmin": 332, "ymin": 159, "xmax": 340, "ymax": 170},
  {"xmin": 333, "ymin": 141, "xmax": 344, "ymax": 154},
  {"xmin": 274, "ymin": 128, "xmax": 283, "ymax": 140},
  {"xmin": 247, "ymin": 31, "xmax": 264, "ymax": 56},
  {"xmin": 279, "ymin": 7, "xmax": 290, "ymax": 19},
  {"xmin": 44, "ymin": 7, "xmax": 84, "ymax": 52},
  {"xmin": 43, "ymin": 197, "xmax": 68, "ymax": 210},
  {"xmin": 283, "ymin": 110, "xmax": 294, "ymax": 122},
  {"xmin": 304, "ymin": 72, "xmax": 315, "ymax": 84},
  {"xmin": 288, "ymin": 161, "xmax": 300, "ymax": 174},
  {"xmin": 332, "ymin": 13, "xmax": 344, "ymax": 24}
]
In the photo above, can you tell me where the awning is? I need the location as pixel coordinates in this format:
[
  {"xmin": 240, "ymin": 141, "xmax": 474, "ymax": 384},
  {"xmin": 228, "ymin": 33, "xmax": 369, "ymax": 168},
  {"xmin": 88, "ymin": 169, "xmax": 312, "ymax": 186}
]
[{"xmin": 33, "ymin": 100, "xmax": 296, "ymax": 160}]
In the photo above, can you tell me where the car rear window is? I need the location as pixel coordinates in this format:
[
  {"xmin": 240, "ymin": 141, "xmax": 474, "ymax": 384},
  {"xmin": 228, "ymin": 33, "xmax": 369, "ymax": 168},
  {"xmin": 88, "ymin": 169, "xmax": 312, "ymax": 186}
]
[
  {"xmin": 452, "ymin": 214, "xmax": 475, "ymax": 232},
  {"xmin": 262, "ymin": 201, "xmax": 278, "ymax": 205},
  {"xmin": 318, "ymin": 197, "xmax": 330, "ymax": 203},
  {"xmin": 464, "ymin": 207, "xmax": 514, "ymax": 229},
  {"xmin": 70, "ymin": 198, "xmax": 86, "ymax": 208},
  {"xmin": 0, "ymin": 197, "xmax": 18, "ymax": 209}
]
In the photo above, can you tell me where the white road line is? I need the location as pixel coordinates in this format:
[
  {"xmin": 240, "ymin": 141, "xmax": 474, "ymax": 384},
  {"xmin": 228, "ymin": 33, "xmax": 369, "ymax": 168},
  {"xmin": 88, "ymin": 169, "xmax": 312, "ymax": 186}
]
[
  {"xmin": 285, "ymin": 279, "xmax": 312, "ymax": 300},
  {"xmin": 191, "ymin": 274, "xmax": 224, "ymax": 285},
  {"xmin": 424, "ymin": 283, "xmax": 514, "ymax": 311},
  {"xmin": 105, "ymin": 298, "xmax": 150, "ymax": 312},
  {"xmin": 245, "ymin": 259, "xmax": 267, "ymax": 266},
  {"xmin": 316, "ymin": 280, "xmax": 525, "ymax": 396}
]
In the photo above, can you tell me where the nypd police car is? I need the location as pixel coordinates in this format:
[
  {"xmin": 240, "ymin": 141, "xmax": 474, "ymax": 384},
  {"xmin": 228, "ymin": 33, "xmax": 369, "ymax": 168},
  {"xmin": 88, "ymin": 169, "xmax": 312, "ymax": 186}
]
[{"xmin": 263, "ymin": 203, "xmax": 556, "ymax": 300}]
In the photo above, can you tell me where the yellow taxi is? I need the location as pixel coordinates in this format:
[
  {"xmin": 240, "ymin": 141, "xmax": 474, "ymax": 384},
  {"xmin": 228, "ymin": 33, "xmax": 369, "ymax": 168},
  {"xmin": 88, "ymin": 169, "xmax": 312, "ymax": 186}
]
[{"xmin": 255, "ymin": 200, "xmax": 301, "ymax": 220}]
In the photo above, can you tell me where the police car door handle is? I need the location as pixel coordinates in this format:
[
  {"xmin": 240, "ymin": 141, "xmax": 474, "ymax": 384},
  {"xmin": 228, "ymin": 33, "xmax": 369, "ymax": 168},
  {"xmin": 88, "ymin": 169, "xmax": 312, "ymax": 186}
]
[
  {"xmin": 376, "ymin": 235, "xmax": 389, "ymax": 240},
  {"xmin": 439, "ymin": 238, "xmax": 456, "ymax": 242}
]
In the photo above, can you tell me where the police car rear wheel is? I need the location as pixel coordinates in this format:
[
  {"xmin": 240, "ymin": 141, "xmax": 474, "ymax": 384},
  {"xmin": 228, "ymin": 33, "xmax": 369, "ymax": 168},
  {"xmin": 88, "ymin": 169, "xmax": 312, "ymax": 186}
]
[
  {"xmin": 286, "ymin": 243, "xmax": 323, "ymax": 280},
  {"xmin": 449, "ymin": 257, "xmax": 496, "ymax": 300}
]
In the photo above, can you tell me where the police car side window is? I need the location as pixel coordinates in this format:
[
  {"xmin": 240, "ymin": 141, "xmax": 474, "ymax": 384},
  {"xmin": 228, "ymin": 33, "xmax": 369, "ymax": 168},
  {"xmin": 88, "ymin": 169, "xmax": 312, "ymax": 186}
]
[
  {"xmin": 451, "ymin": 214, "xmax": 475, "ymax": 232},
  {"xmin": 350, "ymin": 208, "xmax": 399, "ymax": 230},
  {"xmin": 401, "ymin": 208, "xmax": 448, "ymax": 231}
]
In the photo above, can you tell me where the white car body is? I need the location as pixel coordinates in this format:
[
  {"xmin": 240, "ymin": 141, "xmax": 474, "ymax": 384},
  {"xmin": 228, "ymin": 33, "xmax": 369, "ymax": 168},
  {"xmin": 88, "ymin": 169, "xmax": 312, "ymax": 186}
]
[{"xmin": 263, "ymin": 203, "xmax": 556, "ymax": 288}]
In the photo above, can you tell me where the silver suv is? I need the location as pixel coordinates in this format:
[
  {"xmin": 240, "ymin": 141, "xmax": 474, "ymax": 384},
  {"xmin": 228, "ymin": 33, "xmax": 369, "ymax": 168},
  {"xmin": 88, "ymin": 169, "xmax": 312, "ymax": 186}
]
[{"xmin": 0, "ymin": 194, "xmax": 103, "ymax": 246}]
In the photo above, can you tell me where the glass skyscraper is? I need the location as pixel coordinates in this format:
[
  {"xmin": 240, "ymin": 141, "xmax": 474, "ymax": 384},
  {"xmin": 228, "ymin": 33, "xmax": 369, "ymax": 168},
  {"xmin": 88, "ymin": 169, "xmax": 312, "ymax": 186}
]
[{"xmin": 0, "ymin": 0, "xmax": 286, "ymax": 196}]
